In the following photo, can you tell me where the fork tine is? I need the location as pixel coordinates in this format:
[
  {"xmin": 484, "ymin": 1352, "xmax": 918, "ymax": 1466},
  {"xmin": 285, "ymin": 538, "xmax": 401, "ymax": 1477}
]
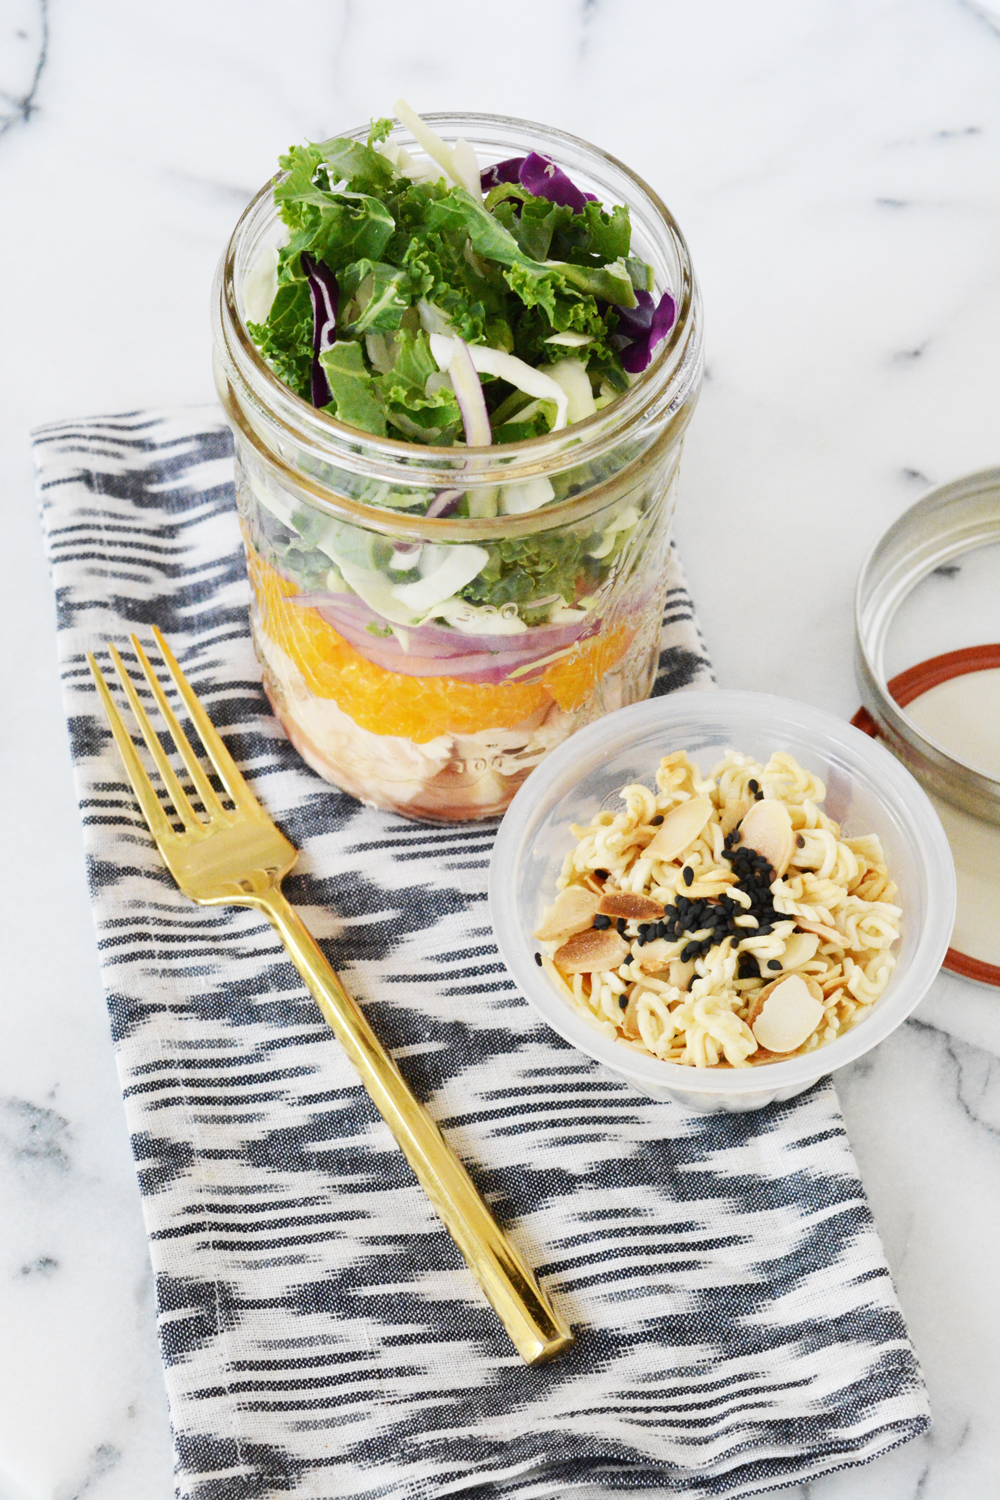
[
  {"xmin": 130, "ymin": 636, "xmax": 227, "ymax": 823},
  {"xmin": 150, "ymin": 626, "xmax": 262, "ymax": 814},
  {"xmin": 87, "ymin": 654, "xmax": 179, "ymax": 847},
  {"xmin": 108, "ymin": 644, "xmax": 203, "ymax": 830}
]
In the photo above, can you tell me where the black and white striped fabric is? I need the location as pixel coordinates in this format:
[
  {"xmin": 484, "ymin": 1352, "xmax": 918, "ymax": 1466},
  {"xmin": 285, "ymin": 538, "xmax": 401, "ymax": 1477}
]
[{"xmin": 34, "ymin": 407, "xmax": 929, "ymax": 1500}]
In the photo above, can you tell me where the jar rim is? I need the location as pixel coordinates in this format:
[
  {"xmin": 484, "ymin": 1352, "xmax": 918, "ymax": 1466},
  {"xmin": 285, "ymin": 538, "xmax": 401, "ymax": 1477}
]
[
  {"xmin": 215, "ymin": 111, "xmax": 703, "ymax": 528},
  {"xmin": 218, "ymin": 367, "xmax": 692, "ymax": 541}
]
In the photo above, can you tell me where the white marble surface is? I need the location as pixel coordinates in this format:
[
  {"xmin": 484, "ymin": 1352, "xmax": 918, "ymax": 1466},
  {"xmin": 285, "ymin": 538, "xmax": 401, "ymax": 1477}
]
[{"xmin": 1, "ymin": 2, "xmax": 998, "ymax": 1497}]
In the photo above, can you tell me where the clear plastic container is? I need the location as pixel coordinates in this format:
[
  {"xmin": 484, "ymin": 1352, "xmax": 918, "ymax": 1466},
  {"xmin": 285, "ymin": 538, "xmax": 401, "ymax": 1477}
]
[
  {"xmin": 489, "ymin": 691, "xmax": 956, "ymax": 1112},
  {"xmin": 212, "ymin": 114, "xmax": 702, "ymax": 822}
]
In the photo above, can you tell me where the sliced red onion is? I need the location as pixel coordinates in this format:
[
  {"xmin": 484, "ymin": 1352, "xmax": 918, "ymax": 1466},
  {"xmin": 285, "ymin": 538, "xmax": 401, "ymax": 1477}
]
[
  {"xmin": 389, "ymin": 542, "xmax": 422, "ymax": 569},
  {"xmin": 446, "ymin": 337, "xmax": 492, "ymax": 448},
  {"xmin": 286, "ymin": 587, "xmax": 598, "ymax": 681},
  {"xmin": 318, "ymin": 600, "xmax": 595, "ymax": 657},
  {"xmin": 313, "ymin": 618, "xmax": 596, "ymax": 683},
  {"xmin": 425, "ymin": 488, "xmax": 463, "ymax": 519},
  {"xmin": 301, "ymin": 252, "xmax": 339, "ymax": 406}
]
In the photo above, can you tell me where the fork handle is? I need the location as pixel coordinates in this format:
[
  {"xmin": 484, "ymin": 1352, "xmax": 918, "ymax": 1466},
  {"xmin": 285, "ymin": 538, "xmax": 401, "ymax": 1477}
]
[{"xmin": 254, "ymin": 886, "xmax": 574, "ymax": 1366}]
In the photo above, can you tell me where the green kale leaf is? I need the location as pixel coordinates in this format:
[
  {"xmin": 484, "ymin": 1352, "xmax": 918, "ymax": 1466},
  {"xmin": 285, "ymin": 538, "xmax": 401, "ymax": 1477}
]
[
  {"xmin": 373, "ymin": 330, "xmax": 461, "ymax": 443},
  {"xmin": 319, "ymin": 341, "xmax": 387, "ymax": 436},
  {"xmin": 338, "ymin": 259, "xmax": 412, "ymax": 332},
  {"xmin": 367, "ymin": 117, "xmax": 393, "ymax": 148},
  {"xmin": 317, "ymin": 136, "xmax": 395, "ymax": 195},
  {"xmin": 302, "ymin": 193, "xmax": 395, "ymax": 269},
  {"xmin": 626, "ymin": 255, "xmax": 654, "ymax": 292},
  {"xmin": 578, "ymin": 200, "xmax": 631, "ymax": 263},
  {"xmin": 491, "ymin": 408, "xmax": 554, "ymax": 443},
  {"xmin": 493, "ymin": 196, "xmax": 576, "ymax": 262},
  {"xmin": 246, "ymin": 279, "xmax": 314, "ymax": 400},
  {"xmin": 423, "ymin": 186, "xmax": 636, "ymax": 303},
  {"xmin": 459, "ymin": 533, "xmax": 591, "ymax": 611},
  {"xmin": 273, "ymin": 144, "xmax": 331, "ymax": 227}
]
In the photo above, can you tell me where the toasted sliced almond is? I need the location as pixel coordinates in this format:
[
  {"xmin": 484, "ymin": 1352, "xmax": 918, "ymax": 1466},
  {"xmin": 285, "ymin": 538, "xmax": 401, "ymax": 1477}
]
[
  {"xmin": 748, "ymin": 1044, "xmax": 781, "ymax": 1066},
  {"xmin": 645, "ymin": 795, "xmax": 714, "ymax": 862},
  {"xmin": 598, "ymin": 890, "xmax": 665, "ymax": 922},
  {"xmin": 748, "ymin": 974, "xmax": 825, "ymax": 1053},
  {"xmin": 747, "ymin": 972, "xmax": 824, "ymax": 1025},
  {"xmin": 533, "ymin": 886, "xmax": 601, "ymax": 942},
  {"xmin": 737, "ymin": 797, "xmax": 794, "ymax": 876},
  {"xmin": 794, "ymin": 916, "xmax": 844, "ymax": 947},
  {"xmin": 553, "ymin": 928, "xmax": 629, "ymax": 973},
  {"xmin": 582, "ymin": 871, "xmax": 606, "ymax": 895},
  {"xmin": 745, "ymin": 976, "xmax": 784, "ymax": 1027},
  {"xmin": 634, "ymin": 937, "xmax": 671, "ymax": 972},
  {"xmin": 668, "ymin": 958, "xmax": 697, "ymax": 990},
  {"xmin": 720, "ymin": 797, "xmax": 750, "ymax": 837},
  {"xmin": 621, "ymin": 990, "xmax": 642, "ymax": 1039},
  {"xmin": 778, "ymin": 930, "xmax": 820, "ymax": 969}
]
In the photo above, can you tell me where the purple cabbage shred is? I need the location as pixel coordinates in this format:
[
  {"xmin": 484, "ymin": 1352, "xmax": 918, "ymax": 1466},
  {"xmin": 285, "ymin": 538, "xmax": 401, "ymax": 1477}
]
[
  {"xmin": 301, "ymin": 251, "xmax": 339, "ymax": 406},
  {"xmin": 480, "ymin": 153, "xmax": 597, "ymax": 212},
  {"xmin": 480, "ymin": 157, "xmax": 525, "ymax": 191},
  {"xmin": 616, "ymin": 289, "xmax": 678, "ymax": 373},
  {"xmin": 518, "ymin": 152, "xmax": 596, "ymax": 212}
]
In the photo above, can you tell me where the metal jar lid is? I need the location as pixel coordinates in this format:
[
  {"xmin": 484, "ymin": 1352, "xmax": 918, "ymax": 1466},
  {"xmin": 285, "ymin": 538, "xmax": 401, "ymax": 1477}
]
[{"xmin": 854, "ymin": 466, "xmax": 1000, "ymax": 827}]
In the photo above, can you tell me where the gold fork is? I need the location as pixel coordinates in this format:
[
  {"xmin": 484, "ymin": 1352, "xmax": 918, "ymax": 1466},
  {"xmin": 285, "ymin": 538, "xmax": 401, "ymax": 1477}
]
[{"xmin": 88, "ymin": 626, "xmax": 573, "ymax": 1365}]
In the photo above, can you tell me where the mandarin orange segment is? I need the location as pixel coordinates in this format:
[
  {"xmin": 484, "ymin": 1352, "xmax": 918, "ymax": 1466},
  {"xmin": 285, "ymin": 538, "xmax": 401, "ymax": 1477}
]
[
  {"xmin": 246, "ymin": 544, "xmax": 553, "ymax": 742},
  {"xmin": 542, "ymin": 622, "xmax": 636, "ymax": 711},
  {"xmin": 245, "ymin": 542, "xmax": 639, "ymax": 741}
]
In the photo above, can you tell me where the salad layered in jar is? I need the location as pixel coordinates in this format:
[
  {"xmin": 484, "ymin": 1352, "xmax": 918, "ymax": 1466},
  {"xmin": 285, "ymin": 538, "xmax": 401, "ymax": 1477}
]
[{"xmin": 215, "ymin": 105, "xmax": 702, "ymax": 820}]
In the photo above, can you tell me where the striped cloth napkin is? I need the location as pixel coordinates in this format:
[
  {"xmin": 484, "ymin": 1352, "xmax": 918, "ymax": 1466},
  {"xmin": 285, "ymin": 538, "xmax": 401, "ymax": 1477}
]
[{"xmin": 34, "ymin": 406, "xmax": 929, "ymax": 1500}]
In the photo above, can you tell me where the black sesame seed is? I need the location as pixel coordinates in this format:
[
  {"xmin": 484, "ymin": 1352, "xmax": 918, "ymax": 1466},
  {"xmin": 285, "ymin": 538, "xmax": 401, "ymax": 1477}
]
[
  {"xmin": 767, "ymin": 959, "xmax": 782, "ymax": 970},
  {"xmin": 534, "ymin": 952, "xmax": 543, "ymax": 966},
  {"xmin": 619, "ymin": 995, "xmax": 629, "ymax": 1009},
  {"xmin": 650, "ymin": 814, "xmax": 664, "ymax": 825},
  {"xmin": 681, "ymin": 943, "xmax": 698, "ymax": 962},
  {"xmin": 593, "ymin": 913, "xmax": 611, "ymax": 930},
  {"xmin": 595, "ymin": 869, "xmax": 609, "ymax": 880},
  {"xmin": 616, "ymin": 917, "xmax": 627, "ymax": 935},
  {"xmin": 682, "ymin": 867, "xmax": 694, "ymax": 887},
  {"xmin": 637, "ymin": 924, "xmax": 649, "ymax": 943},
  {"xmin": 748, "ymin": 779, "xmax": 759, "ymax": 793},
  {"xmin": 755, "ymin": 789, "xmax": 765, "ymax": 801},
  {"xmin": 731, "ymin": 830, "xmax": 742, "ymax": 844},
  {"xmin": 796, "ymin": 835, "xmax": 805, "ymax": 848},
  {"xmin": 655, "ymin": 921, "xmax": 667, "ymax": 940}
]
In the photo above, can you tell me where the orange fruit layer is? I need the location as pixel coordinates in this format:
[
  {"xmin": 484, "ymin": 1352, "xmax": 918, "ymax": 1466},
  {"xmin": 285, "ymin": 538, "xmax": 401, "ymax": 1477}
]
[
  {"xmin": 246, "ymin": 541, "xmax": 635, "ymax": 742},
  {"xmin": 545, "ymin": 621, "xmax": 633, "ymax": 712}
]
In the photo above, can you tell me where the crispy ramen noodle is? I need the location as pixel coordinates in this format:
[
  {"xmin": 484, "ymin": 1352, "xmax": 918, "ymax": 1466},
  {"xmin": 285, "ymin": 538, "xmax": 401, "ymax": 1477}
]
[{"xmin": 535, "ymin": 751, "xmax": 902, "ymax": 1069}]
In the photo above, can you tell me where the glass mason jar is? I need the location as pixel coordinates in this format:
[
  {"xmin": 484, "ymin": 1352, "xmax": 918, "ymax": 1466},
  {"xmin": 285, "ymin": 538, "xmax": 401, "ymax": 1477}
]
[{"xmin": 213, "ymin": 113, "xmax": 703, "ymax": 822}]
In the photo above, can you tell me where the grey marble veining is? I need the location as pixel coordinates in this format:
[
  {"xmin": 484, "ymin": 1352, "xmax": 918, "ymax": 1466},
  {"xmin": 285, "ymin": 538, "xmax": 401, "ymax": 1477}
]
[{"xmin": 0, "ymin": 2, "xmax": 997, "ymax": 1497}]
